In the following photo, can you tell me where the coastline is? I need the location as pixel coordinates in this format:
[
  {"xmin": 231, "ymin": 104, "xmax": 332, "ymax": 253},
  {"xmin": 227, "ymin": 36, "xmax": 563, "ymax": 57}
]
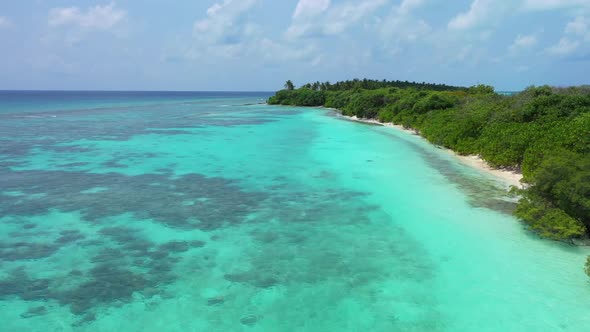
[{"xmin": 330, "ymin": 110, "xmax": 524, "ymax": 188}]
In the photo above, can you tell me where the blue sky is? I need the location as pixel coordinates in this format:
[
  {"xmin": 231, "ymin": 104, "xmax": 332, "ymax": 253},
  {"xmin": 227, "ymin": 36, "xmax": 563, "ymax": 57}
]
[{"xmin": 0, "ymin": 0, "xmax": 589, "ymax": 91}]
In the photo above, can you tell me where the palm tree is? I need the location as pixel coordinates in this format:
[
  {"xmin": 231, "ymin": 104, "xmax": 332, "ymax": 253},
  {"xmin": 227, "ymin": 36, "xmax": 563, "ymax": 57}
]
[{"xmin": 284, "ymin": 80, "xmax": 295, "ymax": 91}]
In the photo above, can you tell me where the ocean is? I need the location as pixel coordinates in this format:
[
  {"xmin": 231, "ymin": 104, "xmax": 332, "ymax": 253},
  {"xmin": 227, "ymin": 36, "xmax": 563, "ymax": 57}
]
[{"xmin": 0, "ymin": 91, "xmax": 589, "ymax": 331}]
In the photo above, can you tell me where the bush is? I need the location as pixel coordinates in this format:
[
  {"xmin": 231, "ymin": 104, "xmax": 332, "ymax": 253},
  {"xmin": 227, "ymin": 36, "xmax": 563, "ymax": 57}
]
[
  {"xmin": 345, "ymin": 90, "xmax": 387, "ymax": 118},
  {"xmin": 515, "ymin": 196, "xmax": 586, "ymax": 240},
  {"xmin": 412, "ymin": 93, "xmax": 458, "ymax": 114}
]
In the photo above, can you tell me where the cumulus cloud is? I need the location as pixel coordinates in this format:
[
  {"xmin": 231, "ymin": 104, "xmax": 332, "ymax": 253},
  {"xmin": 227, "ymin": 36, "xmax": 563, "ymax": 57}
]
[
  {"xmin": 293, "ymin": 0, "xmax": 331, "ymax": 19},
  {"xmin": 448, "ymin": 0, "xmax": 494, "ymax": 30},
  {"xmin": 193, "ymin": 0, "xmax": 259, "ymax": 45},
  {"xmin": 565, "ymin": 16, "xmax": 590, "ymax": 41},
  {"xmin": 509, "ymin": 34, "xmax": 537, "ymax": 53},
  {"xmin": 182, "ymin": 0, "xmax": 285, "ymax": 63},
  {"xmin": 0, "ymin": 16, "xmax": 12, "ymax": 28},
  {"xmin": 543, "ymin": 16, "xmax": 589, "ymax": 57},
  {"xmin": 379, "ymin": 0, "xmax": 430, "ymax": 50},
  {"xmin": 397, "ymin": 0, "xmax": 424, "ymax": 15},
  {"xmin": 286, "ymin": 0, "xmax": 387, "ymax": 39},
  {"xmin": 48, "ymin": 3, "xmax": 126, "ymax": 30},
  {"xmin": 546, "ymin": 37, "xmax": 580, "ymax": 55}
]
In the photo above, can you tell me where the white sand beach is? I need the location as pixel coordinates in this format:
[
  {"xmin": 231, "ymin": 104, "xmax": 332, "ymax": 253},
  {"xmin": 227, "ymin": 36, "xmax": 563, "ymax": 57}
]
[{"xmin": 340, "ymin": 114, "xmax": 524, "ymax": 188}]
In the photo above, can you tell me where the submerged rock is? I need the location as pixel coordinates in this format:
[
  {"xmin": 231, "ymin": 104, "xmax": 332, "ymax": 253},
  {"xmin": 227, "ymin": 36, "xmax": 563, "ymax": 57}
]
[
  {"xmin": 207, "ymin": 295, "xmax": 225, "ymax": 306},
  {"xmin": 20, "ymin": 306, "xmax": 47, "ymax": 318},
  {"xmin": 240, "ymin": 315, "xmax": 260, "ymax": 326}
]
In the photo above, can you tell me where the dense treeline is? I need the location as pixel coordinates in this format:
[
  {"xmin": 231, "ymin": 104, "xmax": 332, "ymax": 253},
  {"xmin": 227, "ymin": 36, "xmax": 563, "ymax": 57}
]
[
  {"xmin": 269, "ymin": 82, "xmax": 590, "ymax": 276},
  {"xmin": 269, "ymin": 83, "xmax": 590, "ymax": 244},
  {"xmin": 281, "ymin": 78, "xmax": 464, "ymax": 93}
]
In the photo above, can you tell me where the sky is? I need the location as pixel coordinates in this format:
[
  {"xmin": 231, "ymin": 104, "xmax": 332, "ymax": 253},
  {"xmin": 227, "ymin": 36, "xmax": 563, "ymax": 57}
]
[{"xmin": 0, "ymin": 0, "xmax": 589, "ymax": 91}]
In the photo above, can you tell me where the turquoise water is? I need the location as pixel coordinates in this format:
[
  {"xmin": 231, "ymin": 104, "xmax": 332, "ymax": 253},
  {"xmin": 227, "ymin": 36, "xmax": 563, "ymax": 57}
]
[{"xmin": 0, "ymin": 92, "xmax": 589, "ymax": 331}]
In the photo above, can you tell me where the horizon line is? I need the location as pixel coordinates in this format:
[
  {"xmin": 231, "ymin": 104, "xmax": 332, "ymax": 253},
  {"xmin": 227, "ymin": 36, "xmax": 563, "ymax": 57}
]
[{"xmin": 0, "ymin": 89, "xmax": 276, "ymax": 93}]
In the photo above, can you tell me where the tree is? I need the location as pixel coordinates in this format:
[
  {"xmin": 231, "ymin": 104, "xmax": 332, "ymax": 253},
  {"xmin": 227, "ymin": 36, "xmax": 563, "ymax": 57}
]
[
  {"xmin": 284, "ymin": 80, "xmax": 295, "ymax": 91},
  {"xmin": 586, "ymin": 256, "xmax": 590, "ymax": 277},
  {"xmin": 468, "ymin": 84, "xmax": 495, "ymax": 95}
]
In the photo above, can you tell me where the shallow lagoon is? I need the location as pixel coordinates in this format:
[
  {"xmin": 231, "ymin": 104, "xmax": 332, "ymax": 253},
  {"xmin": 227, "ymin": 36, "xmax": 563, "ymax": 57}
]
[{"xmin": 0, "ymin": 92, "xmax": 589, "ymax": 331}]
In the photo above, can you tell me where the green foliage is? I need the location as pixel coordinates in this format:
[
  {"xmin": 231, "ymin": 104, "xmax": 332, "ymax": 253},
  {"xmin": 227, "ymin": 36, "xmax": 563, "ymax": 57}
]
[
  {"xmin": 478, "ymin": 122, "xmax": 537, "ymax": 168},
  {"xmin": 468, "ymin": 84, "xmax": 495, "ymax": 95},
  {"xmin": 293, "ymin": 89, "xmax": 325, "ymax": 106},
  {"xmin": 586, "ymin": 257, "xmax": 590, "ymax": 277},
  {"xmin": 302, "ymin": 78, "xmax": 465, "ymax": 92},
  {"xmin": 268, "ymin": 81, "xmax": 590, "ymax": 241},
  {"xmin": 344, "ymin": 90, "xmax": 387, "ymax": 118},
  {"xmin": 521, "ymin": 151, "xmax": 590, "ymax": 233},
  {"xmin": 268, "ymin": 89, "xmax": 325, "ymax": 106},
  {"xmin": 268, "ymin": 90, "xmax": 297, "ymax": 105},
  {"xmin": 515, "ymin": 194, "xmax": 586, "ymax": 240},
  {"xmin": 412, "ymin": 93, "xmax": 458, "ymax": 114}
]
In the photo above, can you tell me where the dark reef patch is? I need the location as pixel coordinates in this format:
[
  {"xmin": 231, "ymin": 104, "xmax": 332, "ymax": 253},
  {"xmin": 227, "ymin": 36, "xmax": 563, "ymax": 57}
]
[
  {"xmin": 61, "ymin": 162, "xmax": 91, "ymax": 168},
  {"xmin": 90, "ymin": 248, "xmax": 125, "ymax": 264},
  {"xmin": 0, "ymin": 170, "xmax": 267, "ymax": 230},
  {"xmin": 58, "ymin": 264, "xmax": 151, "ymax": 315},
  {"xmin": 144, "ymin": 129, "xmax": 192, "ymax": 135},
  {"xmin": 0, "ymin": 249, "xmax": 177, "ymax": 318},
  {"xmin": 45, "ymin": 146, "xmax": 93, "ymax": 154},
  {"xmin": 101, "ymin": 160, "xmax": 129, "ymax": 168},
  {"xmin": 56, "ymin": 230, "xmax": 85, "ymax": 244},
  {"xmin": 159, "ymin": 241, "xmax": 190, "ymax": 253},
  {"xmin": 0, "ymin": 241, "xmax": 60, "ymax": 261},
  {"xmin": 0, "ymin": 102, "xmax": 278, "ymax": 164}
]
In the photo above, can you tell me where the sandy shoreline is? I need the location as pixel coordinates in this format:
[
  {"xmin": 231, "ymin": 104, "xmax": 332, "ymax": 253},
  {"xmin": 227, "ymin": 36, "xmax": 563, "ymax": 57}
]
[{"xmin": 333, "ymin": 111, "xmax": 524, "ymax": 188}]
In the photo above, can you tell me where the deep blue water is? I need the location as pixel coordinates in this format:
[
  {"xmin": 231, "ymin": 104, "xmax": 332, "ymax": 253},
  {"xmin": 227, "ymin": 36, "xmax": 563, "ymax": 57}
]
[{"xmin": 0, "ymin": 91, "xmax": 272, "ymax": 115}]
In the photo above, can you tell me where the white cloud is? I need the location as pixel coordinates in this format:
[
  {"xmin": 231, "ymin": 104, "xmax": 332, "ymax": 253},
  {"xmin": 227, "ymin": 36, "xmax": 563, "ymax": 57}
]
[
  {"xmin": 566, "ymin": 16, "xmax": 588, "ymax": 35},
  {"xmin": 522, "ymin": 0, "xmax": 590, "ymax": 11},
  {"xmin": 379, "ymin": 0, "xmax": 430, "ymax": 49},
  {"xmin": 448, "ymin": 0, "xmax": 493, "ymax": 30},
  {"xmin": 545, "ymin": 37, "xmax": 580, "ymax": 55},
  {"xmin": 541, "ymin": 16, "xmax": 589, "ymax": 58},
  {"xmin": 187, "ymin": 0, "xmax": 329, "ymax": 63},
  {"xmin": 398, "ymin": 0, "xmax": 424, "ymax": 15},
  {"xmin": 293, "ymin": 0, "xmax": 331, "ymax": 19},
  {"xmin": 48, "ymin": 3, "xmax": 126, "ymax": 30},
  {"xmin": 0, "ymin": 16, "xmax": 12, "ymax": 28},
  {"xmin": 509, "ymin": 34, "xmax": 537, "ymax": 53},
  {"xmin": 286, "ymin": 0, "xmax": 387, "ymax": 39},
  {"xmin": 565, "ymin": 16, "xmax": 590, "ymax": 41},
  {"xmin": 193, "ymin": 0, "xmax": 259, "ymax": 44}
]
